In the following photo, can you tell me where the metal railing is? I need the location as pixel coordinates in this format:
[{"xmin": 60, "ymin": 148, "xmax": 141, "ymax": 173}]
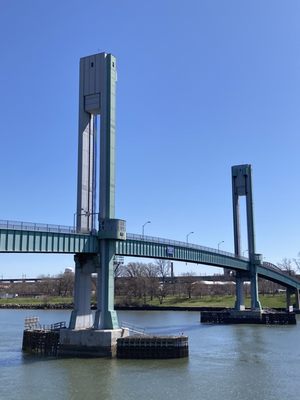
[
  {"xmin": 120, "ymin": 321, "xmax": 147, "ymax": 335},
  {"xmin": 2, "ymin": 219, "xmax": 288, "ymax": 273},
  {"xmin": 262, "ymin": 261, "xmax": 283, "ymax": 273},
  {"xmin": 24, "ymin": 317, "xmax": 66, "ymax": 331},
  {"xmin": 0, "ymin": 219, "xmax": 78, "ymax": 235},
  {"xmin": 126, "ymin": 232, "xmax": 248, "ymax": 260},
  {"xmin": 1, "ymin": 219, "xmax": 248, "ymax": 259}
]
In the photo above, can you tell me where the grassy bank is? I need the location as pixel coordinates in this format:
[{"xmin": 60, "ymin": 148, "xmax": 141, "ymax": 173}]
[
  {"xmin": 0, "ymin": 294, "xmax": 287, "ymax": 309},
  {"xmin": 116, "ymin": 294, "xmax": 287, "ymax": 309}
]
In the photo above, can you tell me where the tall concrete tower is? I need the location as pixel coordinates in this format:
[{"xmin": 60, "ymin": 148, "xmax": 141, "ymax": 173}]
[
  {"xmin": 232, "ymin": 164, "xmax": 261, "ymax": 310},
  {"xmin": 69, "ymin": 53, "xmax": 125, "ymax": 333},
  {"xmin": 76, "ymin": 53, "xmax": 117, "ymax": 232}
]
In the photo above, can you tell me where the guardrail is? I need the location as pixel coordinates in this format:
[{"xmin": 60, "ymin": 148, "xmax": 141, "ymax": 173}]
[
  {"xmin": 120, "ymin": 321, "xmax": 147, "ymax": 335},
  {"xmin": 24, "ymin": 316, "xmax": 66, "ymax": 331},
  {"xmin": 126, "ymin": 232, "xmax": 248, "ymax": 260},
  {"xmin": 262, "ymin": 261, "xmax": 283, "ymax": 273},
  {"xmin": 1, "ymin": 219, "xmax": 248, "ymax": 260},
  {"xmin": 2, "ymin": 219, "xmax": 285, "ymax": 269},
  {"xmin": 0, "ymin": 219, "xmax": 77, "ymax": 234}
]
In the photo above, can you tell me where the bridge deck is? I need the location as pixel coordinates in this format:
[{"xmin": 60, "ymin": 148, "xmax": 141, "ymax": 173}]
[{"xmin": 1, "ymin": 220, "xmax": 300, "ymax": 291}]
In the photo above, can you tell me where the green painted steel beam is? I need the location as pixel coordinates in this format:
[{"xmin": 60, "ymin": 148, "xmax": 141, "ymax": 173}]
[
  {"xmin": 115, "ymin": 239, "xmax": 248, "ymax": 270},
  {"xmin": 0, "ymin": 229, "xmax": 98, "ymax": 254},
  {"xmin": 116, "ymin": 239, "xmax": 300, "ymax": 291},
  {"xmin": 257, "ymin": 265, "xmax": 300, "ymax": 290},
  {"xmin": 1, "ymin": 225, "xmax": 299, "ymax": 291}
]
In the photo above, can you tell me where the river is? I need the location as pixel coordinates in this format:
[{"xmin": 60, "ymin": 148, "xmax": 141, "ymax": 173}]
[{"xmin": 0, "ymin": 309, "xmax": 299, "ymax": 400}]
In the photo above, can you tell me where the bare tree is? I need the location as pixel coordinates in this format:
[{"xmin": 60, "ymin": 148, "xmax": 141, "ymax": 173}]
[
  {"xmin": 277, "ymin": 258, "xmax": 296, "ymax": 275},
  {"xmin": 181, "ymin": 272, "xmax": 196, "ymax": 299},
  {"xmin": 155, "ymin": 259, "xmax": 171, "ymax": 283}
]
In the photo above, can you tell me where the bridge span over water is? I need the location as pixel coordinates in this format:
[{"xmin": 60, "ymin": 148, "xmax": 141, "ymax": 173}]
[
  {"xmin": 1, "ymin": 220, "xmax": 300, "ymax": 294},
  {"xmin": 1, "ymin": 51, "xmax": 300, "ymax": 342}
]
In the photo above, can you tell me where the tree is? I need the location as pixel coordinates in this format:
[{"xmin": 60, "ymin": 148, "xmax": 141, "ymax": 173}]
[
  {"xmin": 181, "ymin": 272, "xmax": 196, "ymax": 299},
  {"xmin": 155, "ymin": 259, "xmax": 171, "ymax": 283},
  {"xmin": 277, "ymin": 258, "xmax": 296, "ymax": 275}
]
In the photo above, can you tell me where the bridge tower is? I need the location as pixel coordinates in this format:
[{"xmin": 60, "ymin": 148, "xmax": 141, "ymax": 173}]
[
  {"xmin": 61, "ymin": 53, "xmax": 127, "ymax": 355},
  {"xmin": 232, "ymin": 164, "xmax": 262, "ymax": 311}
]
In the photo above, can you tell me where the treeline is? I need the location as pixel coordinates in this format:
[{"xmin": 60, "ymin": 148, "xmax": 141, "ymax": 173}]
[
  {"xmin": 2, "ymin": 271, "xmax": 74, "ymax": 298},
  {"xmin": 1, "ymin": 259, "xmax": 287, "ymax": 303},
  {"xmin": 114, "ymin": 261, "xmax": 283, "ymax": 306}
]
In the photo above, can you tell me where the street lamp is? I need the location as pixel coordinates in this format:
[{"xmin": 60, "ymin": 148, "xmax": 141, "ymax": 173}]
[
  {"xmin": 186, "ymin": 231, "xmax": 194, "ymax": 245},
  {"xmin": 218, "ymin": 240, "xmax": 224, "ymax": 251},
  {"xmin": 142, "ymin": 221, "xmax": 151, "ymax": 238}
]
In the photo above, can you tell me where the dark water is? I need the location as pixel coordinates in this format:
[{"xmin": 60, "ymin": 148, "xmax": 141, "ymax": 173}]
[{"xmin": 0, "ymin": 309, "xmax": 300, "ymax": 400}]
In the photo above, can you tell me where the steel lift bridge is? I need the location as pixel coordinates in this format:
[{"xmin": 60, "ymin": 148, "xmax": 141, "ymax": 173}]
[{"xmin": 1, "ymin": 53, "xmax": 300, "ymax": 337}]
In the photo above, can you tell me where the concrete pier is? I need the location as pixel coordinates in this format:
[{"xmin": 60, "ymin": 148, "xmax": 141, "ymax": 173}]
[
  {"xmin": 201, "ymin": 309, "xmax": 296, "ymax": 325},
  {"xmin": 117, "ymin": 335, "xmax": 189, "ymax": 359},
  {"xmin": 59, "ymin": 328, "xmax": 129, "ymax": 357}
]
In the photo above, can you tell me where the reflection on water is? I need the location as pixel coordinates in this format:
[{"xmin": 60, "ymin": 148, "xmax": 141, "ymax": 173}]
[{"xmin": 0, "ymin": 310, "xmax": 300, "ymax": 400}]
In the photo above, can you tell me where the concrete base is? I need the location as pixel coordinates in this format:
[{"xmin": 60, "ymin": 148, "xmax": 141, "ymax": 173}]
[
  {"xmin": 201, "ymin": 309, "xmax": 296, "ymax": 325},
  {"xmin": 59, "ymin": 328, "xmax": 129, "ymax": 357}
]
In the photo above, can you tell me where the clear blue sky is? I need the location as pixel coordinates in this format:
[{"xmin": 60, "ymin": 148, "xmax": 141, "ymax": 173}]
[{"xmin": 1, "ymin": 0, "xmax": 300, "ymax": 277}]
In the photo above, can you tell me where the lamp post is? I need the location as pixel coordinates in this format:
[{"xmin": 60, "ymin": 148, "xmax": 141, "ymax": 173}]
[
  {"xmin": 218, "ymin": 240, "xmax": 224, "ymax": 251},
  {"xmin": 142, "ymin": 221, "xmax": 151, "ymax": 238},
  {"xmin": 186, "ymin": 231, "xmax": 194, "ymax": 245}
]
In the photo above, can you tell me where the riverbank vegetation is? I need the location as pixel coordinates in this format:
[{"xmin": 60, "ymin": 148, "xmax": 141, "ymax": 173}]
[
  {"xmin": 0, "ymin": 260, "xmax": 297, "ymax": 309},
  {"xmin": 0, "ymin": 293, "xmax": 287, "ymax": 309}
]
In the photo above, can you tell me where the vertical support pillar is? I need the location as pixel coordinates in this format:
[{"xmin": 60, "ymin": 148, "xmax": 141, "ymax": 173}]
[
  {"xmin": 250, "ymin": 268, "xmax": 261, "ymax": 310},
  {"xmin": 235, "ymin": 272, "xmax": 245, "ymax": 310},
  {"xmin": 69, "ymin": 254, "xmax": 97, "ymax": 329},
  {"xmin": 94, "ymin": 240, "xmax": 119, "ymax": 329},
  {"xmin": 232, "ymin": 165, "xmax": 261, "ymax": 311},
  {"xmin": 294, "ymin": 289, "xmax": 300, "ymax": 310},
  {"xmin": 286, "ymin": 289, "xmax": 292, "ymax": 309},
  {"xmin": 77, "ymin": 57, "xmax": 99, "ymax": 232},
  {"xmin": 93, "ymin": 53, "xmax": 119, "ymax": 330},
  {"xmin": 232, "ymin": 182, "xmax": 241, "ymax": 258}
]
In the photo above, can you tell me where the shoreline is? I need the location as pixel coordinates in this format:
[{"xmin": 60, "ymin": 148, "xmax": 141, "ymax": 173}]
[{"xmin": 0, "ymin": 303, "xmax": 290, "ymax": 312}]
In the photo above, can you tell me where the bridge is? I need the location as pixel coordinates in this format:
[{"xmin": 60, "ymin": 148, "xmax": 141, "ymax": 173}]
[
  {"xmin": 1, "ymin": 219, "xmax": 300, "ymax": 292},
  {"xmin": 1, "ymin": 52, "xmax": 299, "ymax": 355}
]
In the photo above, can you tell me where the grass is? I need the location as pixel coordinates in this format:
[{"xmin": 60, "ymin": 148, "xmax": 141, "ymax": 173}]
[
  {"xmin": 0, "ymin": 296, "xmax": 73, "ymax": 305},
  {"xmin": 116, "ymin": 294, "xmax": 287, "ymax": 309},
  {"xmin": 0, "ymin": 294, "xmax": 287, "ymax": 308}
]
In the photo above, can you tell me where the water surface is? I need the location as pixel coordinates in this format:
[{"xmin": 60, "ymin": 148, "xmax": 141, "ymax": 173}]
[{"xmin": 0, "ymin": 310, "xmax": 299, "ymax": 400}]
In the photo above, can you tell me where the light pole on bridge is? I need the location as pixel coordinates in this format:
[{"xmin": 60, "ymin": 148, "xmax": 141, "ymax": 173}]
[
  {"xmin": 186, "ymin": 231, "xmax": 194, "ymax": 245},
  {"xmin": 218, "ymin": 241, "xmax": 224, "ymax": 251},
  {"xmin": 142, "ymin": 221, "xmax": 151, "ymax": 238}
]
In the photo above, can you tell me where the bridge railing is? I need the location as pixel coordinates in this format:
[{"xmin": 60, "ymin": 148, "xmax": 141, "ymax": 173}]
[
  {"xmin": 262, "ymin": 261, "xmax": 283, "ymax": 273},
  {"xmin": 0, "ymin": 219, "xmax": 249, "ymax": 260},
  {"xmin": 126, "ymin": 232, "xmax": 248, "ymax": 260},
  {"xmin": 0, "ymin": 219, "xmax": 77, "ymax": 235}
]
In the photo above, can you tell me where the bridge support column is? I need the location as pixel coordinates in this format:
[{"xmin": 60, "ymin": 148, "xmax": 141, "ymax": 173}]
[
  {"xmin": 250, "ymin": 267, "xmax": 261, "ymax": 310},
  {"xmin": 294, "ymin": 289, "xmax": 300, "ymax": 310},
  {"xmin": 69, "ymin": 254, "xmax": 97, "ymax": 329},
  {"xmin": 232, "ymin": 165, "xmax": 262, "ymax": 311},
  {"xmin": 286, "ymin": 288, "xmax": 292, "ymax": 309},
  {"xmin": 235, "ymin": 272, "xmax": 245, "ymax": 310},
  {"xmin": 94, "ymin": 240, "xmax": 119, "ymax": 329}
]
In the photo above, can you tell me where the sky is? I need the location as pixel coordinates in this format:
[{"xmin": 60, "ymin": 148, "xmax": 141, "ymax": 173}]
[{"xmin": 0, "ymin": 0, "xmax": 300, "ymax": 278}]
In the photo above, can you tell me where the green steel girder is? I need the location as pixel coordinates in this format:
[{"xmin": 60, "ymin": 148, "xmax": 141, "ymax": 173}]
[
  {"xmin": 257, "ymin": 265, "xmax": 300, "ymax": 290},
  {"xmin": 1, "ymin": 227, "xmax": 300, "ymax": 291},
  {"xmin": 0, "ymin": 229, "xmax": 98, "ymax": 254},
  {"xmin": 115, "ymin": 239, "xmax": 248, "ymax": 271}
]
